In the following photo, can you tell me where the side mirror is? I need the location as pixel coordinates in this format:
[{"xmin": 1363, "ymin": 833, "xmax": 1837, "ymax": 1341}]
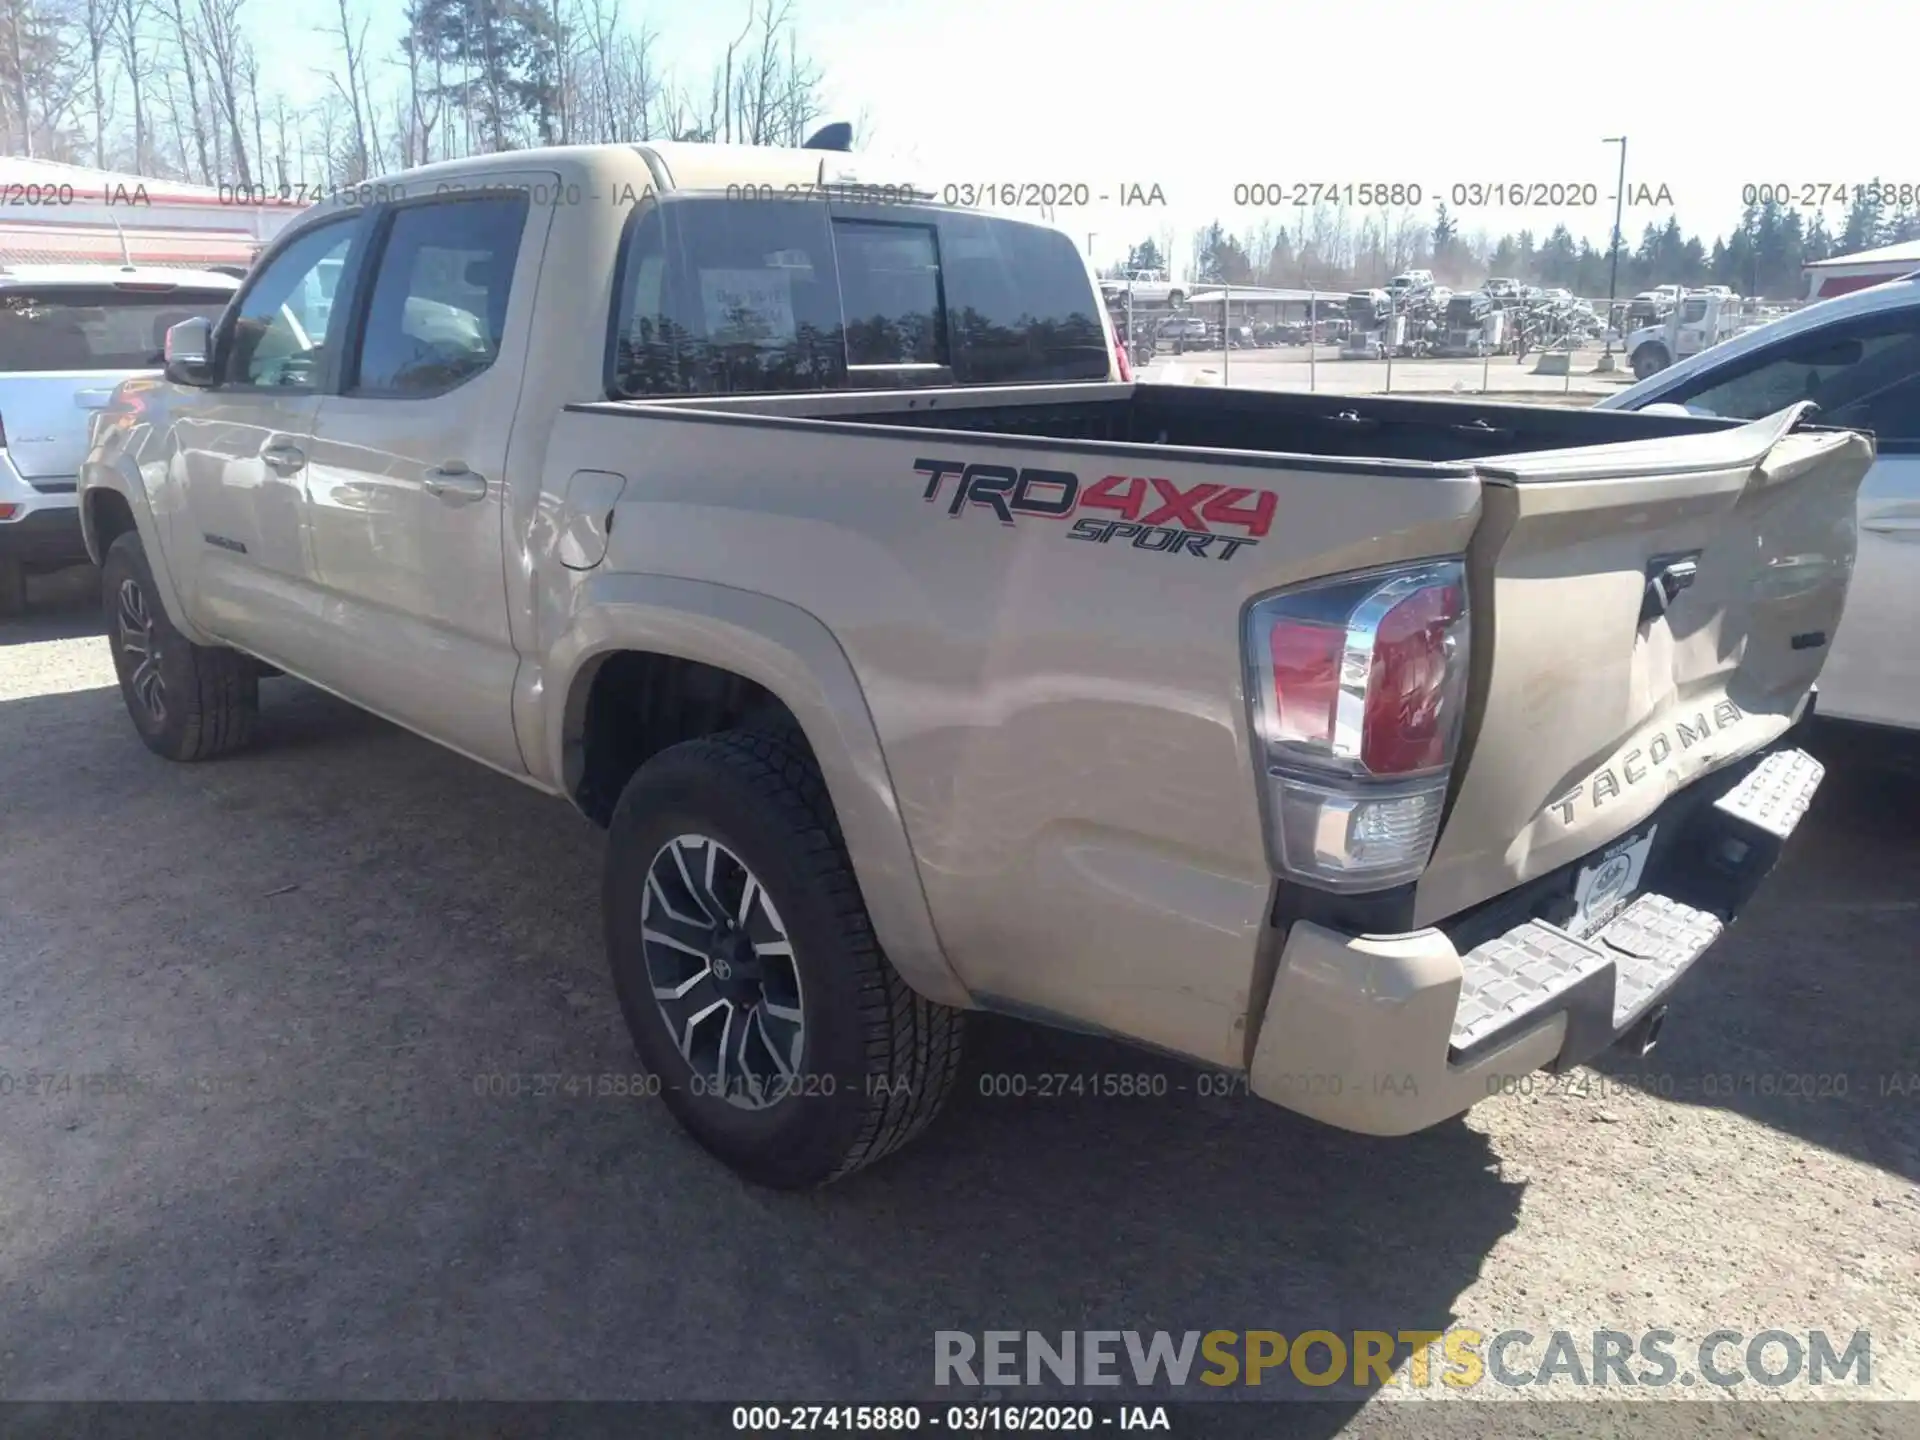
[{"xmin": 164, "ymin": 317, "xmax": 217, "ymax": 386}]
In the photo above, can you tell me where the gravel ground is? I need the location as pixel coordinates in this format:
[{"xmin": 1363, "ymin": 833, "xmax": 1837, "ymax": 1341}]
[{"xmin": 2, "ymin": 566, "xmax": 1916, "ymax": 1436}]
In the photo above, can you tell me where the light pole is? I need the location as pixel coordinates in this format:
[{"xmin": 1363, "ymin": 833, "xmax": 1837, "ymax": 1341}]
[{"xmin": 1600, "ymin": 136, "xmax": 1627, "ymax": 371}]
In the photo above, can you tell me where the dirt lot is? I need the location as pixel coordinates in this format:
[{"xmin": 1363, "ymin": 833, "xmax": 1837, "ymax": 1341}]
[{"xmin": 2, "ymin": 566, "xmax": 1916, "ymax": 1431}]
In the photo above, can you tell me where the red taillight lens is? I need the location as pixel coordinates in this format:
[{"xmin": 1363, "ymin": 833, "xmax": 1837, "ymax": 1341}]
[
  {"xmin": 1267, "ymin": 619, "xmax": 1345, "ymax": 748},
  {"xmin": 1115, "ymin": 341, "xmax": 1133, "ymax": 382},
  {"xmin": 1362, "ymin": 580, "xmax": 1468, "ymax": 774},
  {"xmin": 1246, "ymin": 561, "xmax": 1471, "ymax": 892}
]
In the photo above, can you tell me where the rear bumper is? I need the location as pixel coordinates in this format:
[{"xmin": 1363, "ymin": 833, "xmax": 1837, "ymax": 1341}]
[
  {"xmin": 0, "ymin": 450, "xmax": 87, "ymax": 568},
  {"xmin": 1248, "ymin": 731, "xmax": 1823, "ymax": 1135},
  {"xmin": 0, "ymin": 499, "xmax": 87, "ymax": 567}
]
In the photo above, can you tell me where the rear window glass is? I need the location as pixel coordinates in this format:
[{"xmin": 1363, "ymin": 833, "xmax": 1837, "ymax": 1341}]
[
  {"xmin": 935, "ymin": 211, "xmax": 1111, "ymax": 385},
  {"xmin": 832, "ymin": 219, "xmax": 946, "ymax": 369},
  {"xmin": 0, "ymin": 286, "xmax": 231, "ymax": 372},
  {"xmin": 607, "ymin": 197, "xmax": 1106, "ymax": 397}
]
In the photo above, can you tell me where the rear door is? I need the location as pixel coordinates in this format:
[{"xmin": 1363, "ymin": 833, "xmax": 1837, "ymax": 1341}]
[
  {"xmin": 1631, "ymin": 305, "xmax": 1920, "ymax": 731},
  {"xmin": 299, "ymin": 183, "xmax": 548, "ymax": 774},
  {"xmin": 0, "ymin": 282, "xmax": 232, "ymax": 483},
  {"xmin": 1415, "ymin": 408, "xmax": 1876, "ymax": 925}
]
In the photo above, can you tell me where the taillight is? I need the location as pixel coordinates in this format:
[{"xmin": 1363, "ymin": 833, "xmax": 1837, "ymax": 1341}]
[
  {"xmin": 1245, "ymin": 560, "xmax": 1470, "ymax": 891},
  {"xmin": 1115, "ymin": 341, "xmax": 1133, "ymax": 382}
]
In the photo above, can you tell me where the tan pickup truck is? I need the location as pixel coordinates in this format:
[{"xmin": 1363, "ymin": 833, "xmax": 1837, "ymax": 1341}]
[{"xmin": 79, "ymin": 142, "xmax": 1873, "ymax": 1188}]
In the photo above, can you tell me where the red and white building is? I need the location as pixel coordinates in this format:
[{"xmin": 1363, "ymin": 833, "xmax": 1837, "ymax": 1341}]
[
  {"xmin": 0, "ymin": 156, "xmax": 308, "ymax": 272},
  {"xmin": 1801, "ymin": 238, "xmax": 1920, "ymax": 301}
]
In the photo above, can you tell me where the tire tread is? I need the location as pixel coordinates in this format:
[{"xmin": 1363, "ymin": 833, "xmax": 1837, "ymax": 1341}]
[
  {"xmin": 686, "ymin": 726, "xmax": 965, "ymax": 1182},
  {"xmin": 104, "ymin": 532, "xmax": 257, "ymax": 761}
]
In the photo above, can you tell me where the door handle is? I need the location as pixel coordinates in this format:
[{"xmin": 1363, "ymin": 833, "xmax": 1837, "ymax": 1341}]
[
  {"xmin": 260, "ymin": 442, "xmax": 306, "ymax": 474},
  {"xmin": 1861, "ymin": 516, "xmax": 1920, "ymax": 535},
  {"xmin": 423, "ymin": 462, "xmax": 488, "ymax": 502},
  {"xmin": 73, "ymin": 388, "xmax": 116, "ymax": 410}
]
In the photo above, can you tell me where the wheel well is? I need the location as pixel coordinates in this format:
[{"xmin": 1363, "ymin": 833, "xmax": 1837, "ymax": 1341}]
[
  {"xmin": 86, "ymin": 488, "xmax": 137, "ymax": 563},
  {"xmin": 569, "ymin": 651, "xmax": 812, "ymax": 827}
]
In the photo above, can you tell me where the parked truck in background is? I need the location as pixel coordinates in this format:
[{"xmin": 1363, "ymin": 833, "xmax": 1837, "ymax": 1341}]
[
  {"xmin": 1627, "ymin": 289, "xmax": 1746, "ymax": 379},
  {"xmin": 81, "ymin": 141, "xmax": 1872, "ymax": 1189}
]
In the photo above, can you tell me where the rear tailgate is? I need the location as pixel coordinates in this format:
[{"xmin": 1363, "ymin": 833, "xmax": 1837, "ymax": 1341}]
[
  {"xmin": 0, "ymin": 370, "xmax": 137, "ymax": 480},
  {"xmin": 1416, "ymin": 402, "xmax": 1875, "ymax": 926}
]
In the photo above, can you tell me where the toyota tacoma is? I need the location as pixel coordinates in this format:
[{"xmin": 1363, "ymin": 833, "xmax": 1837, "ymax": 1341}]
[{"xmin": 79, "ymin": 140, "xmax": 1872, "ymax": 1188}]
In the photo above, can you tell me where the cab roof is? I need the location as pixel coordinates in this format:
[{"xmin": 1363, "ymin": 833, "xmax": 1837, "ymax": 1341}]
[{"xmin": 356, "ymin": 140, "xmax": 926, "ymax": 199}]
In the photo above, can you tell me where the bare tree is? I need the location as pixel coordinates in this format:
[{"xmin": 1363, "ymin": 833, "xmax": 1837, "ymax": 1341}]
[
  {"xmin": 81, "ymin": 0, "xmax": 113, "ymax": 164},
  {"xmin": 319, "ymin": 0, "xmax": 371, "ymax": 180},
  {"xmin": 2, "ymin": 0, "xmax": 85, "ymax": 159},
  {"xmin": 157, "ymin": 0, "xmax": 209, "ymax": 180},
  {"xmin": 270, "ymin": 87, "xmax": 290, "ymax": 187},
  {"xmin": 398, "ymin": 0, "xmax": 440, "ymax": 166},
  {"xmin": 194, "ymin": 0, "xmax": 251, "ymax": 184},
  {"xmin": 107, "ymin": 0, "xmax": 149, "ymax": 168}
]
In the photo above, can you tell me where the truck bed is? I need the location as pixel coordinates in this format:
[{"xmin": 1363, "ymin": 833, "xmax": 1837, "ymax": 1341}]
[
  {"xmin": 555, "ymin": 379, "xmax": 1871, "ymax": 1072},
  {"xmin": 580, "ymin": 380, "xmax": 1742, "ymax": 469}
]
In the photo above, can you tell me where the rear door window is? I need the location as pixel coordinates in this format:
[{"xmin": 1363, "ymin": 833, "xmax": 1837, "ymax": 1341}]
[
  {"xmin": 348, "ymin": 194, "xmax": 528, "ymax": 397},
  {"xmin": 0, "ymin": 286, "xmax": 232, "ymax": 372}
]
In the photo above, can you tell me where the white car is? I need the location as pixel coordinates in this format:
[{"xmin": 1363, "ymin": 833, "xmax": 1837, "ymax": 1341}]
[
  {"xmin": 1599, "ymin": 273, "xmax": 1920, "ymax": 733},
  {"xmin": 0, "ymin": 265, "xmax": 238, "ymax": 614}
]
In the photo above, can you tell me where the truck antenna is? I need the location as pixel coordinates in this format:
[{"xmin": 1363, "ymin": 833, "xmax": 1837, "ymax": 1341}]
[{"xmin": 108, "ymin": 213, "xmax": 135, "ymax": 268}]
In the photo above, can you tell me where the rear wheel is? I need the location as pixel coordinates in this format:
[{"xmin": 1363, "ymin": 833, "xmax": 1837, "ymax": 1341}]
[
  {"xmin": 101, "ymin": 531, "xmax": 259, "ymax": 761},
  {"xmin": 603, "ymin": 727, "xmax": 966, "ymax": 1189}
]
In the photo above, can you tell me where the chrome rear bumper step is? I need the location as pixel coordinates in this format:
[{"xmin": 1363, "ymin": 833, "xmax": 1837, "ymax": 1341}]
[
  {"xmin": 1713, "ymin": 747, "xmax": 1824, "ymax": 840},
  {"xmin": 1448, "ymin": 745, "xmax": 1823, "ymax": 1064},
  {"xmin": 1449, "ymin": 893, "xmax": 1723, "ymax": 1055}
]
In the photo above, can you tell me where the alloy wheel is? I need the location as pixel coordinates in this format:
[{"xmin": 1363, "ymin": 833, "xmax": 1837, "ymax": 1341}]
[
  {"xmin": 117, "ymin": 578, "xmax": 166, "ymax": 725},
  {"xmin": 640, "ymin": 834, "xmax": 806, "ymax": 1111}
]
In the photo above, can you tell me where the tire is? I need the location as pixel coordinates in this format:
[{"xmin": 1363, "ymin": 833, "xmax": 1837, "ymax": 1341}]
[
  {"xmin": 1632, "ymin": 344, "xmax": 1670, "ymax": 380},
  {"xmin": 101, "ymin": 531, "xmax": 259, "ymax": 761},
  {"xmin": 0, "ymin": 557, "xmax": 26, "ymax": 618},
  {"xmin": 603, "ymin": 727, "xmax": 966, "ymax": 1189}
]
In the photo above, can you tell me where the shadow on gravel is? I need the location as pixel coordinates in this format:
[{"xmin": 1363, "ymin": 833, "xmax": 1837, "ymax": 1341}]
[
  {"xmin": 1588, "ymin": 731, "xmax": 1920, "ymax": 1183},
  {"xmin": 0, "ymin": 679, "xmax": 1522, "ymax": 1410},
  {"xmin": 0, "ymin": 562, "xmax": 103, "ymax": 646}
]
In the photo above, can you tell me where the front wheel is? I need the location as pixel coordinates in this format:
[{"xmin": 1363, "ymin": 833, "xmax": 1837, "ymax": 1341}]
[
  {"xmin": 101, "ymin": 531, "xmax": 259, "ymax": 761},
  {"xmin": 1631, "ymin": 344, "xmax": 1671, "ymax": 380},
  {"xmin": 603, "ymin": 727, "xmax": 967, "ymax": 1189}
]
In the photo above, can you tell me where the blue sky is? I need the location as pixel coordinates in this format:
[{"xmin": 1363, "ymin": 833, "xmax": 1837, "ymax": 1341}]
[{"xmin": 267, "ymin": 0, "xmax": 1910, "ymax": 275}]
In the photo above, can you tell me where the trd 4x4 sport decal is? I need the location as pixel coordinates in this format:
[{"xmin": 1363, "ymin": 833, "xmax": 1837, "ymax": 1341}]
[{"xmin": 913, "ymin": 457, "xmax": 1275, "ymax": 561}]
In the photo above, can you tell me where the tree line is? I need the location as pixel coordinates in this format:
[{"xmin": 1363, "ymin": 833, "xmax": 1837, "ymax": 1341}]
[
  {"xmin": 1119, "ymin": 189, "xmax": 1920, "ymax": 301},
  {"xmin": 0, "ymin": 0, "xmax": 848, "ymax": 188}
]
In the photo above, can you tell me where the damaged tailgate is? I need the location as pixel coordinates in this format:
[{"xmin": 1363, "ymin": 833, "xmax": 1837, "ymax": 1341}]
[{"xmin": 1418, "ymin": 402, "xmax": 1875, "ymax": 930}]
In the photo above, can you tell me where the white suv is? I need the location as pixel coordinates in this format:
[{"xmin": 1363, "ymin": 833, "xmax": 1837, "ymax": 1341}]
[
  {"xmin": 1, "ymin": 265, "xmax": 237, "ymax": 614},
  {"xmin": 1599, "ymin": 274, "xmax": 1920, "ymax": 733}
]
